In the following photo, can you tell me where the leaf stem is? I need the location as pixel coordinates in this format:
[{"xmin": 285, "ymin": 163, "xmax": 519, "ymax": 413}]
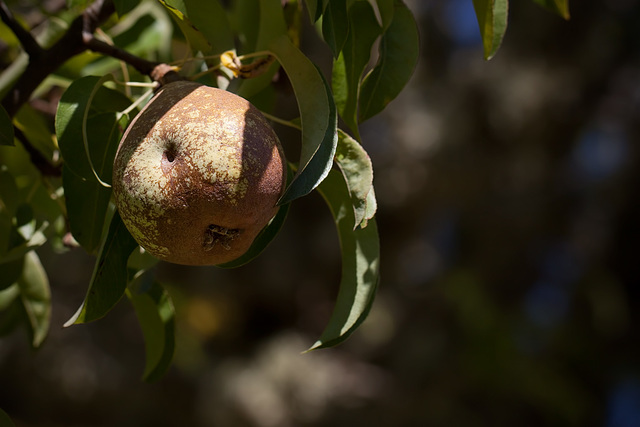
[{"xmin": 261, "ymin": 112, "xmax": 302, "ymax": 130}]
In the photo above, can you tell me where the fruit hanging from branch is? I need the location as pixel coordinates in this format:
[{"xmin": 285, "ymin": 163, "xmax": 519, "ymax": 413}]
[{"xmin": 112, "ymin": 80, "xmax": 287, "ymax": 266}]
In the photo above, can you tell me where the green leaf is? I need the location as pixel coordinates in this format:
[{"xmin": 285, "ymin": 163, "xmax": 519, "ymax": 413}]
[
  {"xmin": 128, "ymin": 280, "xmax": 175, "ymax": 382},
  {"xmin": 334, "ymin": 129, "xmax": 376, "ymax": 229},
  {"xmin": 158, "ymin": 0, "xmax": 212, "ymax": 53},
  {"xmin": 472, "ymin": 0, "xmax": 509, "ymax": 60},
  {"xmin": 180, "ymin": 0, "xmax": 234, "ymax": 53},
  {"xmin": 114, "ymin": 0, "xmax": 141, "ymax": 16},
  {"xmin": 0, "ymin": 407, "xmax": 16, "ymax": 427},
  {"xmin": 63, "ymin": 113, "xmax": 126, "ymax": 253},
  {"xmin": 359, "ymin": 0, "xmax": 419, "ymax": 122},
  {"xmin": 237, "ymin": 0, "xmax": 287, "ymax": 99},
  {"xmin": 56, "ymin": 76, "xmax": 132, "ymax": 181},
  {"xmin": 64, "ymin": 210, "xmax": 139, "ymax": 326},
  {"xmin": 322, "ymin": 0, "xmax": 349, "ymax": 58},
  {"xmin": 332, "ymin": 1, "xmax": 381, "ymax": 139},
  {"xmin": 373, "ymin": 0, "xmax": 395, "ymax": 31},
  {"xmin": 532, "ymin": 0, "xmax": 569, "ymax": 19},
  {"xmin": 308, "ymin": 168, "xmax": 380, "ymax": 350},
  {"xmin": 0, "ymin": 105, "xmax": 14, "ymax": 146},
  {"xmin": 268, "ymin": 35, "xmax": 338, "ymax": 204},
  {"xmin": 230, "ymin": 0, "xmax": 260, "ymax": 54},
  {"xmin": 17, "ymin": 251, "xmax": 51, "ymax": 348},
  {"xmin": 305, "ymin": 0, "xmax": 327, "ymax": 22}
]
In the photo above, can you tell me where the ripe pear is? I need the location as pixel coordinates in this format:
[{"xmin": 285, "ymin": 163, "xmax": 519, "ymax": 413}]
[{"xmin": 112, "ymin": 81, "xmax": 286, "ymax": 265}]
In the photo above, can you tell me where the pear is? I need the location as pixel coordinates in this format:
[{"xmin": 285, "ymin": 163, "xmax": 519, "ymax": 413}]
[{"xmin": 112, "ymin": 81, "xmax": 286, "ymax": 265}]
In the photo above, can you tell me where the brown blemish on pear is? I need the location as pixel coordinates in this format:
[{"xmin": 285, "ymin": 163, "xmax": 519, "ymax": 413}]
[{"xmin": 112, "ymin": 81, "xmax": 286, "ymax": 265}]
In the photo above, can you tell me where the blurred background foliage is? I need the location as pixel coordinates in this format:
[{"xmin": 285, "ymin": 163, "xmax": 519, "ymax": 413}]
[{"xmin": 2, "ymin": 0, "xmax": 640, "ymax": 426}]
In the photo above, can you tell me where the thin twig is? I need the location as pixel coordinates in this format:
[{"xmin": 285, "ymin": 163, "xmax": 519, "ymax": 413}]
[{"xmin": 83, "ymin": 37, "xmax": 158, "ymax": 76}]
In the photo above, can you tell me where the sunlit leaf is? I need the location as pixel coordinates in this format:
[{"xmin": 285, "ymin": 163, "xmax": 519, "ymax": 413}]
[
  {"xmin": 179, "ymin": 0, "xmax": 234, "ymax": 53},
  {"xmin": 0, "ymin": 105, "xmax": 14, "ymax": 146},
  {"xmin": 334, "ymin": 129, "xmax": 376, "ymax": 229},
  {"xmin": 269, "ymin": 35, "xmax": 338, "ymax": 204},
  {"xmin": 128, "ymin": 279, "xmax": 175, "ymax": 382},
  {"xmin": 332, "ymin": 1, "xmax": 381, "ymax": 139},
  {"xmin": 532, "ymin": 0, "xmax": 569, "ymax": 19},
  {"xmin": 359, "ymin": 0, "xmax": 418, "ymax": 122},
  {"xmin": 64, "ymin": 211, "xmax": 139, "ymax": 326},
  {"xmin": 158, "ymin": 0, "xmax": 211, "ymax": 53},
  {"xmin": 308, "ymin": 169, "xmax": 380, "ymax": 350},
  {"xmin": 472, "ymin": 0, "xmax": 509, "ymax": 60},
  {"xmin": 322, "ymin": 0, "xmax": 348, "ymax": 58},
  {"xmin": 17, "ymin": 251, "xmax": 51, "ymax": 347}
]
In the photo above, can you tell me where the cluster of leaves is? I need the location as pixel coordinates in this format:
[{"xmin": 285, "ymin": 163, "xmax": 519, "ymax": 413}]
[
  {"xmin": 0, "ymin": 0, "xmax": 418, "ymax": 381},
  {"xmin": 0, "ymin": 0, "xmax": 568, "ymax": 383}
]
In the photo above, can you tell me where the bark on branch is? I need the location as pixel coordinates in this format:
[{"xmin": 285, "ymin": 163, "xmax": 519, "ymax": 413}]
[{"xmin": 0, "ymin": 0, "xmax": 164, "ymax": 118}]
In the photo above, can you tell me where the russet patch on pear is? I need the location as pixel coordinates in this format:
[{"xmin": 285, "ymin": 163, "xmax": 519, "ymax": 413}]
[{"xmin": 113, "ymin": 81, "xmax": 286, "ymax": 265}]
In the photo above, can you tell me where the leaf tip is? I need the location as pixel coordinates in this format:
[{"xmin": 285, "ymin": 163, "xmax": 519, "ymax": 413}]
[{"xmin": 63, "ymin": 304, "xmax": 84, "ymax": 327}]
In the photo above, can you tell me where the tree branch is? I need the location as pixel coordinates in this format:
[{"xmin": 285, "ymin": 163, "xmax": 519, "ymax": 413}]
[
  {"xmin": 83, "ymin": 36, "xmax": 158, "ymax": 75},
  {"xmin": 0, "ymin": 0, "xmax": 183, "ymax": 177},
  {"xmin": 14, "ymin": 127, "xmax": 61, "ymax": 177},
  {"xmin": 0, "ymin": 0, "xmax": 169, "ymax": 119},
  {"xmin": 0, "ymin": 0, "xmax": 42, "ymax": 58}
]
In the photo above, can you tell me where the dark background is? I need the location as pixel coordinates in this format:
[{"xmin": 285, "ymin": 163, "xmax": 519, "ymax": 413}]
[{"xmin": 2, "ymin": 0, "xmax": 640, "ymax": 425}]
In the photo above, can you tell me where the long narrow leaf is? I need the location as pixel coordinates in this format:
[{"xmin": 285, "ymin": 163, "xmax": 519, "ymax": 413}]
[
  {"xmin": 269, "ymin": 35, "xmax": 338, "ymax": 204},
  {"xmin": 472, "ymin": 0, "xmax": 509, "ymax": 60},
  {"xmin": 158, "ymin": 0, "xmax": 211, "ymax": 53},
  {"xmin": 63, "ymin": 114, "xmax": 126, "ymax": 253},
  {"xmin": 332, "ymin": 1, "xmax": 381, "ymax": 139},
  {"xmin": 128, "ymin": 280, "xmax": 175, "ymax": 382},
  {"xmin": 17, "ymin": 251, "xmax": 51, "ymax": 348},
  {"xmin": 359, "ymin": 0, "xmax": 419, "ymax": 123},
  {"xmin": 179, "ymin": 0, "xmax": 234, "ymax": 53},
  {"xmin": 308, "ymin": 169, "xmax": 380, "ymax": 350},
  {"xmin": 532, "ymin": 0, "xmax": 570, "ymax": 19},
  {"xmin": 64, "ymin": 211, "xmax": 139, "ymax": 326},
  {"xmin": 322, "ymin": 0, "xmax": 349, "ymax": 58},
  {"xmin": 237, "ymin": 0, "xmax": 287, "ymax": 99},
  {"xmin": 373, "ymin": 0, "xmax": 395, "ymax": 31}
]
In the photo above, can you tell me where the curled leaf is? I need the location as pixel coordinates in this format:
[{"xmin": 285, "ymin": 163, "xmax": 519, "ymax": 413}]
[
  {"xmin": 334, "ymin": 129, "xmax": 376, "ymax": 229},
  {"xmin": 308, "ymin": 169, "xmax": 380, "ymax": 350}
]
